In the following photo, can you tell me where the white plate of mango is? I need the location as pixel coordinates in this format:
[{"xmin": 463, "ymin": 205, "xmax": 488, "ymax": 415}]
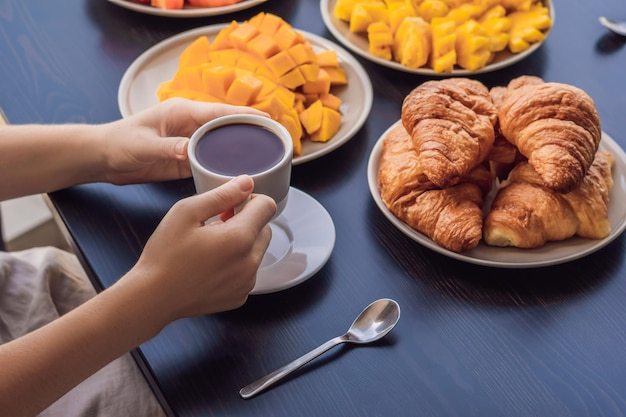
[{"xmin": 118, "ymin": 12, "xmax": 373, "ymax": 164}]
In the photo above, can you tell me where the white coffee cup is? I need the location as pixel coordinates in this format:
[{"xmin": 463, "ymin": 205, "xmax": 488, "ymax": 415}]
[{"xmin": 189, "ymin": 114, "xmax": 293, "ymax": 217}]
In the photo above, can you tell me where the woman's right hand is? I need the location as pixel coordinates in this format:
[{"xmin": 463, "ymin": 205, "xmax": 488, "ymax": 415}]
[{"xmin": 125, "ymin": 175, "xmax": 276, "ymax": 327}]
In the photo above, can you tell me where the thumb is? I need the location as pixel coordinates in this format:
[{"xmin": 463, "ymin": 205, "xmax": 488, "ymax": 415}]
[
  {"xmin": 137, "ymin": 135, "xmax": 189, "ymax": 162},
  {"xmin": 183, "ymin": 175, "xmax": 254, "ymax": 225},
  {"xmin": 164, "ymin": 137, "xmax": 189, "ymax": 161}
]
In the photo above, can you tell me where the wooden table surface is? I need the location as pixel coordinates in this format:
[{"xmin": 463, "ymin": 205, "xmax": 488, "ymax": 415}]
[{"xmin": 2, "ymin": 0, "xmax": 626, "ymax": 416}]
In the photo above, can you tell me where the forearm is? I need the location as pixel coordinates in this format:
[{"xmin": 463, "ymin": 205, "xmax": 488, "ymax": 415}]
[
  {"xmin": 0, "ymin": 270, "xmax": 169, "ymax": 417},
  {"xmin": 0, "ymin": 124, "xmax": 108, "ymax": 200}
]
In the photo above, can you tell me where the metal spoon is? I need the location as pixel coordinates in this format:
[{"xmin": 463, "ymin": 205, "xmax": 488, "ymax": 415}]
[
  {"xmin": 599, "ymin": 16, "xmax": 626, "ymax": 37},
  {"xmin": 239, "ymin": 298, "xmax": 401, "ymax": 399}
]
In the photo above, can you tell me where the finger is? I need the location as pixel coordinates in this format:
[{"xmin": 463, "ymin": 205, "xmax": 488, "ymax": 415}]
[
  {"xmin": 231, "ymin": 193, "xmax": 277, "ymax": 232},
  {"xmin": 183, "ymin": 175, "xmax": 254, "ymax": 224},
  {"xmin": 183, "ymin": 100, "xmax": 269, "ymax": 127},
  {"xmin": 153, "ymin": 136, "xmax": 189, "ymax": 161}
]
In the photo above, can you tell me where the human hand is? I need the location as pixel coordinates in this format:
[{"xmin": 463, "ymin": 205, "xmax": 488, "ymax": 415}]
[
  {"xmin": 101, "ymin": 98, "xmax": 268, "ymax": 185},
  {"xmin": 126, "ymin": 175, "xmax": 276, "ymax": 326}
]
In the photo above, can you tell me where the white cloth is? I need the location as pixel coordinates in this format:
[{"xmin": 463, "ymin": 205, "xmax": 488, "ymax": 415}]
[{"xmin": 0, "ymin": 247, "xmax": 166, "ymax": 417}]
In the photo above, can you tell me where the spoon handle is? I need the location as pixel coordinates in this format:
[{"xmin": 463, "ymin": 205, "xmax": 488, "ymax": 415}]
[{"xmin": 239, "ymin": 335, "xmax": 345, "ymax": 399}]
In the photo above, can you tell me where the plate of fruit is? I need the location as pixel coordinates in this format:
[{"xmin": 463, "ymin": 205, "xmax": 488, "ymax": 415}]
[
  {"xmin": 106, "ymin": 0, "xmax": 267, "ymax": 18},
  {"xmin": 321, "ymin": 0, "xmax": 554, "ymax": 75},
  {"xmin": 118, "ymin": 12, "xmax": 373, "ymax": 165}
]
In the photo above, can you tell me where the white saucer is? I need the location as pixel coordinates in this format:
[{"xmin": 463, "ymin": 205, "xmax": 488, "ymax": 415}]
[{"xmin": 252, "ymin": 187, "xmax": 335, "ymax": 295}]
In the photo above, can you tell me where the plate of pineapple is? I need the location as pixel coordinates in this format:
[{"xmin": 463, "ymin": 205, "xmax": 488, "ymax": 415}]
[{"xmin": 321, "ymin": 0, "xmax": 554, "ymax": 75}]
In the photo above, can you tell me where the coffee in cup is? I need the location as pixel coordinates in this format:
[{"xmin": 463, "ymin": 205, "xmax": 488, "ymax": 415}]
[{"xmin": 189, "ymin": 114, "xmax": 293, "ymax": 217}]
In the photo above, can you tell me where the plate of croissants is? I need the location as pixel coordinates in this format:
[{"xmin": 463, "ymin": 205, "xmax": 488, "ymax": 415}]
[{"xmin": 368, "ymin": 76, "xmax": 626, "ymax": 268}]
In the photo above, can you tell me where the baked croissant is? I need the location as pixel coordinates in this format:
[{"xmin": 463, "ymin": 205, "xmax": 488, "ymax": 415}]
[
  {"xmin": 498, "ymin": 76, "xmax": 602, "ymax": 193},
  {"xmin": 379, "ymin": 123, "xmax": 493, "ymax": 253},
  {"xmin": 487, "ymin": 85, "xmax": 521, "ymax": 180},
  {"xmin": 483, "ymin": 150, "xmax": 614, "ymax": 248},
  {"xmin": 401, "ymin": 77, "xmax": 498, "ymax": 188}
]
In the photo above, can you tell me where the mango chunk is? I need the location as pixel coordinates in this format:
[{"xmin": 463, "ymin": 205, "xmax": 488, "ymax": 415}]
[
  {"xmin": 278, "ymin": 110, "xmax": 303, "ymax": 155},
  {"xmin": 299, "ymin": 63, "xmax": 320, "ymax": 82},
  {"xmin": 287, "ymin": 43, "xmax": 315, "ymax": 66},
  {"xmin": 178, "ymin": 36, "xmax": 211, "ymax": 70},
  {"xmin": 274, "ymin": 24, "xmax": 300, "ymax": 50},
  {"xmin": 310, "ymin": 107, "xmax": 341, "ymax": 142},
  {"xmin": 201, "ymin": 65, "xmax": 236, "ymax": 100},
  {"xmin": 279, "ymin": 68, "xmax": 306, "ymax": 90},
  {"xmin": 266, "ymin": 50, "xmax": 297, "ymax": 77},
  {"xmin": 256, "ymin": 12, "xmax": 285, "ymax": 36},
  {"xmin": 228, "ymin": 23, "xmax": 259, "ymax": 50},
  {"xmin": 323, "ymin": 67, "xmax": 348, "ymax": 85},
  {"xmin": 299, "ymin": 99, "xmax": 323, "ymax": 135},
  {"xmin": 225, "ymin": 72, "xmax": 263, "ymax": 105},
  {"xmin": 316, "ymin": 50, "xmax": 340, "ymax": 67},
  {"xmin": 302, "ymin": 68, "xmax": 331, "ymax": 94},
  {"xmin": 170, "ymin": 65, "xmax": 204, "ymax": 91},
  {"xmin": 248, "ymin": 33, "xmax": 280, "ymax": 59},
  {"xmin": 208, "ymin": 49, "xmax": 239, "ymax": 67},
  {"xmin": 319, "ymin": 92, "xmax": 342, "ymax": 111},
  {"xmin": 157, "ymin": 12, "xmax": 348, "ymax": 155},
  {"xmin": 210, "ymin": 21, "xmax": 237, "ymax": 51}
]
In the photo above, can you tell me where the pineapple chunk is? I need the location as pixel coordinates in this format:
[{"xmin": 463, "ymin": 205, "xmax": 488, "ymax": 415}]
[
  {"xmin": 508, "ymin": 4, "xmax": 552, "ymax": 53},
  {"xmin": 430, "ymin": 17, "xmax": 457, "ymax": 73},
  {"xmin": 392, "ymin": 17, "xmax": 431, "ymax": 69},
  {"xmin": 500, "ymin": 0, "xmax": 533, "ymax": 12},
  {"xmin": 368, "ymin": 21, "xmax": 394, "ymax": 60},
  {"xmin": 388, "ymin": 4, "xmax": 417, "ymax": 32},
  {"xmin": 333, "ymin": 0, "xmax": 383, "ymax": 22},
  {"xmin": 479, "ymin": 5, "xmax": 512, "ymax": 52},
  {"xmin": 446, "ymin": 3, "xmax": 489, "ymax": 26},
  {"xmin": 350, "ymin": 3, "xmax": 389, "ymax": 33},
  {"xmin": 455, "ymin": 19, "xmax": 493, "ymax": 71},
  {"xmin": 417, "ymin": 0, "xmax": 449, "ymax": 22}
]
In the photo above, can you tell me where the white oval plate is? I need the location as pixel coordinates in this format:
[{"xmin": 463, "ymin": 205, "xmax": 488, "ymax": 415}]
[
  {"xmin": 252, "ymin": 187, "xmax": 335, "ymax": 294},
  {"xmin": 321, "ymin": 0, "xmax": 554, "ymax": 76},
  {"xmin": 367, "ymin": 121, "xmax": 626, "ymax": 268},
  {"xmin": 106, "ymin": 0, "xmax": 267, "ymax": 18},
  {"xmin": 118, "ymin": 25, "xmax": 373, "ymax": 165}
]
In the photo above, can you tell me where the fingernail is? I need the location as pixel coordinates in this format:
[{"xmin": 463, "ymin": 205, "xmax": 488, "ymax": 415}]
[
  {"xmin": 233, "ymin": 175, "xmax": 253, "ymax": 192},
  {"xmin": 175, "ymin": 139, "xmax": 187, "ymax": 156}
]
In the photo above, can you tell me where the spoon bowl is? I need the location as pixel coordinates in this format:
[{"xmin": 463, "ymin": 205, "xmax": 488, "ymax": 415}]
[
  {"xmin": 346, "ymin": 298, "xmax": 401, "ymax": 343},
  {"xmin": 599, "ymin": 16, "xmax": 626, "ymax": 37},
  {"xmin": 239, "ymin": 298, "xmax": 401, "ymax": 399}
]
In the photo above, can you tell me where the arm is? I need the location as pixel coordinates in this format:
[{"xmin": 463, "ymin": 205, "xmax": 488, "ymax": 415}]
[
  {"xmin": 0, "ymin": 98, "xmax": 267, "ymax": 200},
  {"xmin": 0, "ymin": 175, "xmax": 276, "ymax": 417}
]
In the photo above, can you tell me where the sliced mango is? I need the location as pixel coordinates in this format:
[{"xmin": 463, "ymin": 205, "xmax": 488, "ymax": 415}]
[{"xmin": 156, "ymin": 12, "xmax": 348, "ymax": 155}]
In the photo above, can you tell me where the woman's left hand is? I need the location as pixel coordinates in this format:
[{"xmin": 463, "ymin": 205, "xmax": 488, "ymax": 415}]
[{"xmin": 101, "ymin": 98, "xmax": 268, "ymax": 185}]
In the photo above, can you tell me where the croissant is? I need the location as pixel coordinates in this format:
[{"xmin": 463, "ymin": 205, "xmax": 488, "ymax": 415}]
[
  {"xmin": 483, "ymin": 150, "xmax": 614, "ymax": 248},
  {"xmin": 401, "ymin": 77, "xmax": 498, "ymax": 188},
  {"xmin": 498, "ymin": 76, "xmax": 602, "ymax": 193},
  {"xmin": 487, "ymin": 85, "xmax": 521, "ymax": 180},
  {"xmin": 379, "ymin": 123, "xmax": 493, "ymax": 253}
]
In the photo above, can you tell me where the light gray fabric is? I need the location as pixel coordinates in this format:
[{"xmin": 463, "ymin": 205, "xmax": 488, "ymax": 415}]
[{"xmin": 0, "ymin": 247, "xmax": 166, "ymax": 417}]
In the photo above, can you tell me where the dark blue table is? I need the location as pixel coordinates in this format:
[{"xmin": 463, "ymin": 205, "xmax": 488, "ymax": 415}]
[{"xmin": 1, "ymin": 0, "xmax": 626, "ymax": 415}]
